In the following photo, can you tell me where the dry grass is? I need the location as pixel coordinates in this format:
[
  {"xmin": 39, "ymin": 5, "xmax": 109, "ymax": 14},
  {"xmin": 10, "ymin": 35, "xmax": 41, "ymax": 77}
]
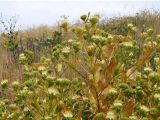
[{"xmin": 0, "ymin": 47, "xmax": 22, "ymax": 82}]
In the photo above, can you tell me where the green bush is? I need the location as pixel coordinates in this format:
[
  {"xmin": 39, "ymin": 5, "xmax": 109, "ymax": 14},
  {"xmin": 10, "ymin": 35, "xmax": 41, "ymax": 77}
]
[{"xmin": 0, "ymin": 13, "xmax": 160, "ymax": 120}]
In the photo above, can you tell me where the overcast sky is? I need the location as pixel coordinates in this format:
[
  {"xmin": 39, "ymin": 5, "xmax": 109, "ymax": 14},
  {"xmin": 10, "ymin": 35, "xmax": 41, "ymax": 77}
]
[{"xmin": 0, "ymin": 1, "xmax": 160, "ymax": 30}]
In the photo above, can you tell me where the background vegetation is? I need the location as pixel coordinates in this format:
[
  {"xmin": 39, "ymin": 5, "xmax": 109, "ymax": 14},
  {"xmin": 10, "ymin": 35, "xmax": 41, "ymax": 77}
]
[
  {"xmin": 0, "ymin": 10, "xmax": 159, "ymax": 82},
  {"xmin": 1, "ymin": 10, "xmax": 160, "ymax": 82}
]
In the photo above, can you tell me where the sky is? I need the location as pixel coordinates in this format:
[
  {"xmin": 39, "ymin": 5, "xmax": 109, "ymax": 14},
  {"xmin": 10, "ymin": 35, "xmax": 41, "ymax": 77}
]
[{"xmin": 0, "ymin": 1, "xmax": 160, "ymax": 30}]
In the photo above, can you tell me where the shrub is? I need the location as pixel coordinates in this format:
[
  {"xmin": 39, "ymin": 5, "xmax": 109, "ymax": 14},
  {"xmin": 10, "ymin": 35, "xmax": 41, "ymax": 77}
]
[{"xmin": 0, "ymin": 13, "xmax": 160, "ymax": 119}]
